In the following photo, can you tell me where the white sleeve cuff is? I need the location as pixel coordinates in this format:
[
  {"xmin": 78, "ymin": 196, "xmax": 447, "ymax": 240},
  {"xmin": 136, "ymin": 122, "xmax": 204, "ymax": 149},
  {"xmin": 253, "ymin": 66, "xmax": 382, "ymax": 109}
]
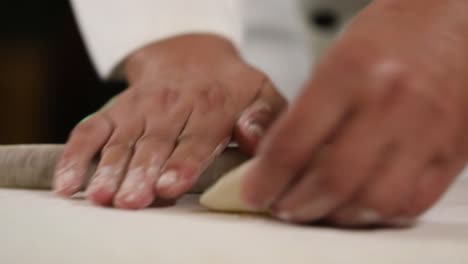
[{"xmin": 71, "ymin": 0, "xmax": 243, "ymax": 80}]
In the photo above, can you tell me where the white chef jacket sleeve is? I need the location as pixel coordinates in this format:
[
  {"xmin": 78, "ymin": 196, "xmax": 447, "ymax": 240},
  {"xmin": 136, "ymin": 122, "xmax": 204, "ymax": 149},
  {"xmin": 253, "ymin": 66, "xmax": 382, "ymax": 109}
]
[{"xmin": 70, "ymin": 0, "xmax": 243, "ymax": 79}]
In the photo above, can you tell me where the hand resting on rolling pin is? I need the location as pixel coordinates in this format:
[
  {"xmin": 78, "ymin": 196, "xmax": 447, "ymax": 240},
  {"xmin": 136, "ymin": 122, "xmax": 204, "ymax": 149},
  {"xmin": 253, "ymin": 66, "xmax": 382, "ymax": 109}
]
[{"xmin": 52, "ymin": 34, "xmax": 286, "ymax": 210}]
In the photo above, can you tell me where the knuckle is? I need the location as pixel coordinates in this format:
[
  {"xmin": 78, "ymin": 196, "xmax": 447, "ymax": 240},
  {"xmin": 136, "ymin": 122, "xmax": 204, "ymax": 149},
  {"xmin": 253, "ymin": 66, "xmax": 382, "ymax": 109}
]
[
  {"xmin": 361, "ymin": 59, "xmax": 449, "ymax": 118},
  {"xmin": 329, "ymin": 50, "xmax": 441, "ymax": 110},
  {"xmin": 143, "ymin": 86, "xmax": 182, "ymax": 111},
  {"xmin": 103, "ymin": 141, "xmax": 134, "ymax": 153},
  {"xmin": 323, "ymin": 48, "xmax": 422, "ymax": 107},
  {"xmin": 196, "ymin": 83, "xmax": 228, "ymax": 112},
  {"xmin": 72, "ymin": 115, "xmax": 110, "ymax": 137},
  {"xmin": 156, "ymin": 86, "xmax": 181, "ymax": 106},
  {"xmin": 361, "ymin": 59, "xmax": 416, "ymax": 105},
  {"xmin": 136, "ymin": 133, "xmax": 174, "ymax": 148}
]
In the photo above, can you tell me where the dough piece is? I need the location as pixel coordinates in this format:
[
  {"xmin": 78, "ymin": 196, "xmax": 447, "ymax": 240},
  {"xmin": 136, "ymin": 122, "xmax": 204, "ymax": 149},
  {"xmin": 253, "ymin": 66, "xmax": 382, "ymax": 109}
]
[{"xmin": 200, "ymin": 160, "xmax": 265, "ymax": 213}]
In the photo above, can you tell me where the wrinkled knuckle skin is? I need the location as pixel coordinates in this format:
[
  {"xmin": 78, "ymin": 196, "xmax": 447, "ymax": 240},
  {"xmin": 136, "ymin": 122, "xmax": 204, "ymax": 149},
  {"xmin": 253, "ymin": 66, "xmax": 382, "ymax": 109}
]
[
  {"xmin": 196, "ymin": 83, "xmax": 228, "ymax": 113},
  {"xmin": 327, "ymin": 49, "xmax": 439, "ymax": 109},
  {"xmin": 144, "ymin": 86, "xmax": 182, "ymax": 111},
  {"xmin": 360, "ymin": 59, "xmax": 416, "ymax": 106},
  {"xmin": 323, "ymin": 48, "xmax": 415, "ymax": 106},
  {"xmin": 362, "ymin": 59, "xmax": 450, "ymax": 120}
]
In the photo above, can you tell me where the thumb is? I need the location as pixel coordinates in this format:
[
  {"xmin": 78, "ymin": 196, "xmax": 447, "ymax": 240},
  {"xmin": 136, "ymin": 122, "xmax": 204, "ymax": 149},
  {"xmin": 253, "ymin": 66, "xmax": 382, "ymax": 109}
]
[{"xmin": 235, "ymin": 79, "xmax": 287, "ymax": 155}]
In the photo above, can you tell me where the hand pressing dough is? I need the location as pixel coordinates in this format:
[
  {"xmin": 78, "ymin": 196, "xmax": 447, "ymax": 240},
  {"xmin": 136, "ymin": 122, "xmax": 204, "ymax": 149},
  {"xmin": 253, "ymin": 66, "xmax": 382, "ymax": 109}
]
[{"xmin": 200, "ymin": 160, "xmax": 264, "ymax": 214}]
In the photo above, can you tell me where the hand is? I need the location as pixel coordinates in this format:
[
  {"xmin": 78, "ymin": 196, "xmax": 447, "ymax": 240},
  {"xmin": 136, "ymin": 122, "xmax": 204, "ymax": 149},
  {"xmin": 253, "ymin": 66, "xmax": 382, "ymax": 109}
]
[
  {"xmin": 243, "ymin": 0, "xmax": 468, "ymax": 226},
  {"xmin": 53, "ymin": 34, "xmax": 286, "ymax": 209}
]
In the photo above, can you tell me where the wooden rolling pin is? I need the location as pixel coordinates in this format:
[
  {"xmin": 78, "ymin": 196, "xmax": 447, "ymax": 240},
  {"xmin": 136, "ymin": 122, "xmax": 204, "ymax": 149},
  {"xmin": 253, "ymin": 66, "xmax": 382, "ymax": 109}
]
[{"xmin": 0, "ymin": 144, "xmax": 248, "ymax": 193}]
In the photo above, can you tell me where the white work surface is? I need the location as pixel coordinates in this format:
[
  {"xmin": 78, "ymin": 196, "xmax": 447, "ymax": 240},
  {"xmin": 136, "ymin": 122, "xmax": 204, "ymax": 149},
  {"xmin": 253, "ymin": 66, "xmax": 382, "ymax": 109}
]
[{"xmin": 1, "ymin": 176, "xmax": 468, "ymax": 264}]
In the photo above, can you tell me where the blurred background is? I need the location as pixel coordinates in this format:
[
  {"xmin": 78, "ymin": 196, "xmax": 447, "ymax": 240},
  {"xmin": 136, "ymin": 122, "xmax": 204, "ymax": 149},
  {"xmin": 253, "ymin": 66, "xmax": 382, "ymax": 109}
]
[{"xmin": 0, "ymin": 1, "xmax": 125, "ymax": 144}]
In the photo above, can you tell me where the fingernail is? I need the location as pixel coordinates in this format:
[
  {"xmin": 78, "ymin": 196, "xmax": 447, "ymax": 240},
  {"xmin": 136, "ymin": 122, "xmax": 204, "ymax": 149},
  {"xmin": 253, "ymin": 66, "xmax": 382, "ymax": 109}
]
[
  {"xmin": 125, "ymin": 193, "xmax": 138, "ymax": 203},
  {"xmin": 115, "ymin": 168, "xmax": 145, "ymax": 203},
  {"xmin": 286, "ymin": 195, "xmax": 334, "ymax": 221},
  {"xmin": 156, "ymin": 171, "xmax": 179, "ymax": 190},
  {"xmin": 54, "ymin": 167, "xmax": 79, "ymax": 193},
  {"xmin": 277, "ymin": 211, "xmax": 294, "ymax": 222},
  {"xmin": 120, "ymin": 167, "xmax": 144, "ymax": 192},
  {"xmin": 245, "ymin": 120, "xmax": 265, "ymax": 138},
  {"xmin": 354, "ymin": 209, "xmax": 381, "ymax": 224},
  {"xmin": 388, "ymin": 217, "xmax": 415, "ymax": 227},
  {"xmin": 115, "ymin": 182, "xmax": 153, "ymax": 209},
  {"xmin": 86, "ymin": 166, "xmax": 119, "ymax": 195}
]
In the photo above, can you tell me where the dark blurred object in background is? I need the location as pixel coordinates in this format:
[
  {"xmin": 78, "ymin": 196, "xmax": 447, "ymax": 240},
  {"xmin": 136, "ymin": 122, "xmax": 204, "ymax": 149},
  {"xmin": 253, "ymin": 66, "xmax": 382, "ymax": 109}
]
[{"xmin": 0, "ymin": 1, "xmax": 125, "ymax": 144}]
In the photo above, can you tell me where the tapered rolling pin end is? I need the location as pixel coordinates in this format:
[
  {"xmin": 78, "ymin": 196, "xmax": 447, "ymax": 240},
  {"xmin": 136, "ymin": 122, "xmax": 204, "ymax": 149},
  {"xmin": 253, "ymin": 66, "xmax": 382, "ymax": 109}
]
[{"xmin": 0, "ymin": 145, "xmax": 64, "ymax": 189}]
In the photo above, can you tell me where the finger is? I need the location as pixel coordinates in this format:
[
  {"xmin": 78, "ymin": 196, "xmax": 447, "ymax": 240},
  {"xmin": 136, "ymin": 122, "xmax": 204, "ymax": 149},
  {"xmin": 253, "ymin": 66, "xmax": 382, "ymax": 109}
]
[
  {"xmin": 114, "ymin": 100, "xmax": 191, "ymax": 209},
  {"xmin": 326, "ymin": 86, "xmax": 460, "ymax": 227},
  {"xmin": 155, "ymin": 105, "xmax": 234, "ymax": 199},
  {"xmin": 408, "ymin": 155, "xmax": 465, "ymax": 218},
  {"xmin": 407, "ymin": 113, "xmax": 468, "ymax": 217},
  {"xmin": 86, "ymin": 116, "xmax": 144, "ymax": 206},
  {"xmin": 235, "ymin": 79, "xmax": 287, "ymax": 155},
  {"xmin": 242, "ymin": 73, "xmax": 355, "ymax": 210},
  {"xmin": 54, "ymin": 114, "xmax": 113, "ymax": 196},
  {"xmin": 326, "ymin": 146, "xmax": 420, "ymax": 227},
  {"xmin": 246, "ymin": 59, "xmax": 422, "ymax": 212},
  {"xmin": 271, "ymin": 101, "xmax": 396, "ymax": 223}
]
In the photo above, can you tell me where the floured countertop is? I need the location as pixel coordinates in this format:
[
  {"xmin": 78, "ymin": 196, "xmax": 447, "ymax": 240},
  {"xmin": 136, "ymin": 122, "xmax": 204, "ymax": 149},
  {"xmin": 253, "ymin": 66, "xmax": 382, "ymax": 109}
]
[{"xmin": 1, "ymin": 177, "xmax": 467, "ymax": 264}]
